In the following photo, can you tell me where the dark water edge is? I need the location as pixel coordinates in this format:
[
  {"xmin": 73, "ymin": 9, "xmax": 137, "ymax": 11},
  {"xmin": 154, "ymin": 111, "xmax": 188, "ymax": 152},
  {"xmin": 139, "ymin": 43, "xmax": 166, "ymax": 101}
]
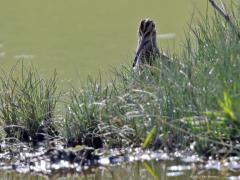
[{"xmin": 0, "ymin": 147, "xmax": 240, "ymax": 180}]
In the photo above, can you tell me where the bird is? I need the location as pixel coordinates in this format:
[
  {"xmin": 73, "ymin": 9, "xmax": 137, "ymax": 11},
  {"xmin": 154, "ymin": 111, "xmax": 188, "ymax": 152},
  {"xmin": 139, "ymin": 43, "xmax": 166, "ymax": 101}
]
[{"xmin": 133, "ymin": 19, "xmax": 169, "ymax": 73}]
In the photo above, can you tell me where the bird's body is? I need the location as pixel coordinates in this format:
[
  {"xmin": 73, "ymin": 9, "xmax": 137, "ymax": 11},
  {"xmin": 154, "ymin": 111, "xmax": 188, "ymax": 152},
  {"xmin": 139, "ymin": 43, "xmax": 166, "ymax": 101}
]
[{"xmin": 133, "ymin": 19, "xmax": 168, "ymax": 73}]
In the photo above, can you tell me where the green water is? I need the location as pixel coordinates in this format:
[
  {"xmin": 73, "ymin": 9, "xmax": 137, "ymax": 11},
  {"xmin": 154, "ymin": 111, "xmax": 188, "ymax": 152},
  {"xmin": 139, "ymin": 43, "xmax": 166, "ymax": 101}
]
[{"xmin": 0, "ymin": 0, "xmax": 207, "ymax": 87}]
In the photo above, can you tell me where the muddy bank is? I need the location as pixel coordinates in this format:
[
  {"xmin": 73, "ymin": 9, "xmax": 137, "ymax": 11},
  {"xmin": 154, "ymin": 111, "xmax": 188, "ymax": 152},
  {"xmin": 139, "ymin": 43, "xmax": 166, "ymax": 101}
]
[{"xmin": 0, "ymin": 140, "xmax": 240, "ymax": 179}]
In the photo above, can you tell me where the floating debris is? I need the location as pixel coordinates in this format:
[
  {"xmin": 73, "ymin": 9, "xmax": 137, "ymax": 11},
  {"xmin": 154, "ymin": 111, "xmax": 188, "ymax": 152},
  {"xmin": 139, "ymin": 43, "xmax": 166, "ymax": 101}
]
[
  {"xmin": 15, "ymin": 54, "xmax": 34, "ymax": 60},
  {"xmin": 157, "ymin": 33, "xmax": 176, "ymax": 39}
]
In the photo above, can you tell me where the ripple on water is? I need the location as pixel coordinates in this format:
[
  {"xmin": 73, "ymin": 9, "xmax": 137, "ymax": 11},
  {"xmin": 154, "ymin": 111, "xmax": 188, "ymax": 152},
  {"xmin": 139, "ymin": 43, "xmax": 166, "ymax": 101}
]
[
  {"xmin": 205, "ymin": 160, "xmax": 222, "ymax": 171},
  {"xmin": 168, "ymin": 165, "xmax": 193, "ymax": 171},
  {"xmin": 167, "ymin": 171, "xmax": 185, "ymax": 177},
  {"xmin": 227, "ymin": 176, "xmax": 240, "ymax": 180},
  {"xmin": 228, "ymin": 161, "xmax": 240, "ymax": 170},
  {"xmin": 181, "ymin": 154, "xmax": 202, "ymax": 163}
]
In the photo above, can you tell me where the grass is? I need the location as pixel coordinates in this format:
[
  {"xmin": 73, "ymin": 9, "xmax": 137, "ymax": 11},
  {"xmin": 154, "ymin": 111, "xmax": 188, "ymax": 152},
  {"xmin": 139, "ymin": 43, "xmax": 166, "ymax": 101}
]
[
  {"xmin": 62, "ymin": 3, "xmax": 240, "ymax": 156},
  {"xmin": 0, "ymin": 2, "xmax": 240, "ymax": 157},
  {"xmin": 62, "ymin": 77, "xmax": 137, "ymax": 148},
  {"xmin": 0, "ymin": 62, "xmax": 59, "ymax": 142}
]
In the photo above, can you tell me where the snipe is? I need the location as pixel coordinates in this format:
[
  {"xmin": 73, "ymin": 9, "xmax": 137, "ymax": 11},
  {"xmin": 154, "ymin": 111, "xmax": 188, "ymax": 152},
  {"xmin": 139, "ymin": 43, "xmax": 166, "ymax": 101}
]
[{"xmin": 133, "ymin": 19, "xmax": 168, "ymax": 73}]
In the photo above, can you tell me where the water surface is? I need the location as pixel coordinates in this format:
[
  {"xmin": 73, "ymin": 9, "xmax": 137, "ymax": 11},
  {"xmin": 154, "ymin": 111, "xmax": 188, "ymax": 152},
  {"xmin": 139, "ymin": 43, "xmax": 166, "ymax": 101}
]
[
  {"xmin": 1, "ymin": 160, "xmax": 239, "ymax": 180},
  {"xmin": 0, "ymin": 0, "xmax": 207, "ymax": 86}
]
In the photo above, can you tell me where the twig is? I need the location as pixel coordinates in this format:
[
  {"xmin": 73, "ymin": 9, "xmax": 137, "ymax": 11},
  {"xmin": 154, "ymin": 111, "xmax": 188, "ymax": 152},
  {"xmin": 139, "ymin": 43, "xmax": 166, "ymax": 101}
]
[
  {"xmin": 4, "ymin": 125, "xmax": 26, "ymax": 130},
  {"xmin": 209, "ymin": 0, "xmax": 240, "ymax": 37}
]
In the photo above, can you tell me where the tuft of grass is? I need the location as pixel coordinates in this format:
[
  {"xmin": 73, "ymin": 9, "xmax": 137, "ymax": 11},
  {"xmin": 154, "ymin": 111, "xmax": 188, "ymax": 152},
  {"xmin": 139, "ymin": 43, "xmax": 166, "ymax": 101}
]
[
  {"xmin": 62, "ymin": 77, "xmax": 137, "ymax": 148},
  {"xmin": 62, "ymin": 2, "xmax": 240, "ymax": 155},
  {"xmin": 0, "ymin": 62, "xmax": 59, "ymax": 142},
  {"xmin": 187, "ymin": 92, "xmax": 240, "ymax": 156}
]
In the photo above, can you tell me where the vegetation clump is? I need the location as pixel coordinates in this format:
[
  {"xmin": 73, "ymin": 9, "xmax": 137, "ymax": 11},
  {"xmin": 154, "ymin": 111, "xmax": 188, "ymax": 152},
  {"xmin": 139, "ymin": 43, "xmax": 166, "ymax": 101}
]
[
  {"xmin": 0, "ymin": 1, "xmax": 240, "ymax": 158},
  {"xmin": 0, "ymin": 64, "xmax": 59, "ymax": 142},
  {"xmin": 62, "ymin": 2, "xmax": 240, "ymax": 156}
]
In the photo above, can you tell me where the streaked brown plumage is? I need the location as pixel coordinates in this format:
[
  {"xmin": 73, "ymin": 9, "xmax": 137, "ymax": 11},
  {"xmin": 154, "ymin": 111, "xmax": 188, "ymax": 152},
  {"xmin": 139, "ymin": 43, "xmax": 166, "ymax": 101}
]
[{"xmin": 133, "ymin": 19, "xmax": 168, "ymax": 73}]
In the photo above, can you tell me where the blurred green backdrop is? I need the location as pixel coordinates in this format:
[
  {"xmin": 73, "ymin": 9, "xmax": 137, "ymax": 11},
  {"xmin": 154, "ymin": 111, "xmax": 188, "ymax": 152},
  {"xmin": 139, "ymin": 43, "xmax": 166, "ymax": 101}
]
[{"xmin": 0, "ymin": 0, "xmax": 207, "ymax": 87}]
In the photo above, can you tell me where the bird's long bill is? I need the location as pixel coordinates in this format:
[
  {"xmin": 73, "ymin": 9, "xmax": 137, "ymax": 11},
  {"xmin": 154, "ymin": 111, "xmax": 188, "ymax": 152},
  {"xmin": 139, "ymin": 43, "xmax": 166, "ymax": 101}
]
[
  {"xmin": 134, "ymin": 38, "xmax": 145, "ymax": 59},
  {"xmin": 134, "ymin": 36, "xmax": 146, "ymax": 65}
]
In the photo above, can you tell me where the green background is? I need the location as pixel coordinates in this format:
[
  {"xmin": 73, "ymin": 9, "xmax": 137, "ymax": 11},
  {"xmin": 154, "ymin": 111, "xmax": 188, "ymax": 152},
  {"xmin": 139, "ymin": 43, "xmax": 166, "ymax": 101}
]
[{"xmin": 0, "ymin": 0, "xmax": 207, "ymax": 86}]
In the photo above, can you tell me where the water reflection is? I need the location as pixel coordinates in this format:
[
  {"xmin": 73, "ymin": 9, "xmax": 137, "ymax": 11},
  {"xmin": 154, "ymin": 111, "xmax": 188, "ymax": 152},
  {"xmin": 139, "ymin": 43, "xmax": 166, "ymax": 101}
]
[{"xmin": 1, "ymin": 160, "xmax": 240, "ymax": 180}]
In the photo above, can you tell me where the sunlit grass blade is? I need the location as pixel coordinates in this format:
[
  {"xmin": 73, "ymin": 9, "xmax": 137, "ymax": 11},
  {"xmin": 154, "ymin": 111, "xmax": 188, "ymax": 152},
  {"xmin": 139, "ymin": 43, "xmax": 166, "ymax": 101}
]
[
  {"xmin": 143, "ymin": 126, "xmax": 156, "ymax": 149},
  {"xmin": 143, "ymin": 162, "xmax": 160, "ymax": 180}
]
